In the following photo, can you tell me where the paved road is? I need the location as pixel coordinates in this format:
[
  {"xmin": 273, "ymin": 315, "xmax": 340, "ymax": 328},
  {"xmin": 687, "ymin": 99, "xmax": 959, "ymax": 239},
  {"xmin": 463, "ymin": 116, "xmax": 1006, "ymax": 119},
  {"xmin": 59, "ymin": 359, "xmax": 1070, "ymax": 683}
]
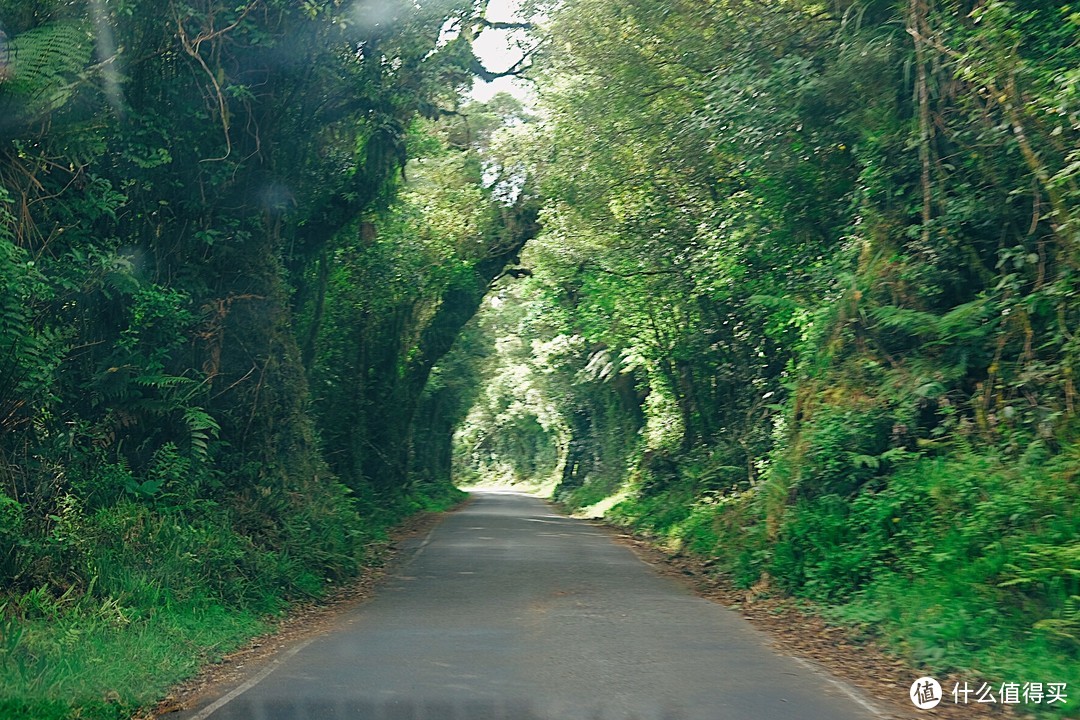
[{"xmin": 177, "ymin": 492, "xmax": 884, "ymax": 720}]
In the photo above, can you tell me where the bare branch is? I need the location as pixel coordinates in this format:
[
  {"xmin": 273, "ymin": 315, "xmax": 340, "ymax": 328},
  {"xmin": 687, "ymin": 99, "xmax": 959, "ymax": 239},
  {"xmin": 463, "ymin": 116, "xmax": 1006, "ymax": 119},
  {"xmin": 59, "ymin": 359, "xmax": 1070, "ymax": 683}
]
[
  {"xmin": 478, "ymin": 19, "xmax": 534, "ymax": 31},
  {"xmin": 470, "ymin": 34, "xmax": 548, "ymax": 83},
  {"xmin": 470, "ymin": 54, "xmax": 530, "ymax": 83}
]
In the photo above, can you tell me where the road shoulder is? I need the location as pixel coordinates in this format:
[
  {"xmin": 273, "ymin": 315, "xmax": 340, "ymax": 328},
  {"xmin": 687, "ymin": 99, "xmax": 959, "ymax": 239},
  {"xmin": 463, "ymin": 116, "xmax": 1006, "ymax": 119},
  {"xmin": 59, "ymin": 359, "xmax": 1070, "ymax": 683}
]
[
  {"xmin": 146, "ymin": 500, "xmax": 471, "ymax": 719},
  {"xmin": 574, "ymin": 507, "xmax": 1002, "ymax": 720}
]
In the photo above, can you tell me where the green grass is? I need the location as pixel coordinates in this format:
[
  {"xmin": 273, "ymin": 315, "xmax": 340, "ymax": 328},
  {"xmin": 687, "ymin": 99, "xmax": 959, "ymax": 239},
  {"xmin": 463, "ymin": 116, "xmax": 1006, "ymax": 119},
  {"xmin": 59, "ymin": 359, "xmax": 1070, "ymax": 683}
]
[
  {"xmin": 591, "ymin": 448, "xmax": 1080, "ymax": 717},
  {"xmin": 827, "ymin": 574, "xmax": 1080, "ymax": 701},
  {"xmin": 0, "ymin": 482, "xmax": 466, "ymax": 720},
  {"xmin": 0, "ymin": 601, "xmax": 265, "ymax": 720}
]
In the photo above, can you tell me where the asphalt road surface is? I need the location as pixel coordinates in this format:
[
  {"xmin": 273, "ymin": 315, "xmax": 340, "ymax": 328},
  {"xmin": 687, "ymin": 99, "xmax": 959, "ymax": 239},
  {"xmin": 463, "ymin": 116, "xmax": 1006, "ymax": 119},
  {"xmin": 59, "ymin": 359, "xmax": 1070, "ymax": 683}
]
[{"xmin": 176, "ymin": 491, "xmax": 885, "ymax": 720}]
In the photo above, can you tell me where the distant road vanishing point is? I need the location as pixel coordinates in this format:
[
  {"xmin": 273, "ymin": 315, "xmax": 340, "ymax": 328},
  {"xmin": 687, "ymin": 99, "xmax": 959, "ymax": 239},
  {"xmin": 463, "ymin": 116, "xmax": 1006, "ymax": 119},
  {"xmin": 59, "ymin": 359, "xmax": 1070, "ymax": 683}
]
[{"xmin": 173, "ymin": 492, "xmax": 885, "ymax": 720}]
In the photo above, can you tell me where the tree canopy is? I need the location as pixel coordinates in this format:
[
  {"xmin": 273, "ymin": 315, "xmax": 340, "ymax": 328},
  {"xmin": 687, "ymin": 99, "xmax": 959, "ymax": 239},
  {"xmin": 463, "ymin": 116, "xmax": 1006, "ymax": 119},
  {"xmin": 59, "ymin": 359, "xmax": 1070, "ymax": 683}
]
[
  {"xmin": 452, "ymin": 0, "xmax": 1080, "ymax": 707},
  {"xmin": 1, "ymin": 0, "xmax": 1078, "ymax": 717}
]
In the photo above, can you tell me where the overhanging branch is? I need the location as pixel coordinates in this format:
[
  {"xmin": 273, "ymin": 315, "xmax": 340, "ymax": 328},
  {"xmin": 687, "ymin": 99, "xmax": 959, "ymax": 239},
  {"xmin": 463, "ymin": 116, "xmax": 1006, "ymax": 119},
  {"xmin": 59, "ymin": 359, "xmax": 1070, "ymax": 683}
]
[
  {"xmin": 469, "ymin": 32, "xmax": 547, "ymax": 83},
  {"xmin": 478, "ymin": 19, "xmax": 534, "ymax": 31}
]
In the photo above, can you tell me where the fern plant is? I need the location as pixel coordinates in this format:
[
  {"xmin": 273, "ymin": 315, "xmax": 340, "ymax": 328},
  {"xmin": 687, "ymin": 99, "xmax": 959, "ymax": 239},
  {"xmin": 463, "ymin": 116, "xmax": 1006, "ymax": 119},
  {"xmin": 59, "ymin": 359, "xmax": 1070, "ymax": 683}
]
[
  {"xmin": 0, "ymin": 20, "xmax": 93, "ymax": 127},
  {"xmin": 999, "ymin": 542, "xmax": 1080, "ymax": 646},
  {"xmin": 0, "ymin": 199, "xmax": 65, "ymax": 437}
]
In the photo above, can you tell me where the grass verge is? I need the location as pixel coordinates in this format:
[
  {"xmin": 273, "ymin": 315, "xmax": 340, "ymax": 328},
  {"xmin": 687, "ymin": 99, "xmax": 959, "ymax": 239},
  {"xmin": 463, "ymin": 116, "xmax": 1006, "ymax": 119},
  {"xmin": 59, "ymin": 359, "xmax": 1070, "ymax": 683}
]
[
  {"xmin": 0, "ymin": 482, "xmax": 466, "ymax": 720},
  {"xmin": 561, "ymin": 449, "xmax": 1079, "ymax": 718}
]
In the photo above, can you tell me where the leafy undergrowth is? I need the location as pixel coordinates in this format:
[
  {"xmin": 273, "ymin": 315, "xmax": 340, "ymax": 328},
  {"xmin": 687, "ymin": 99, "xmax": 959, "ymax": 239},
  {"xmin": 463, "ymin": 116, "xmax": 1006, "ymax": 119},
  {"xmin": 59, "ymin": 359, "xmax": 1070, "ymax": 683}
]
[
  {"xmin": 564, "ymin": 449, "xmax": 1080, "ymax": 718},
  {"xmin": 0, "ymin": 483, "xmax": 465, "ymax": 720}
]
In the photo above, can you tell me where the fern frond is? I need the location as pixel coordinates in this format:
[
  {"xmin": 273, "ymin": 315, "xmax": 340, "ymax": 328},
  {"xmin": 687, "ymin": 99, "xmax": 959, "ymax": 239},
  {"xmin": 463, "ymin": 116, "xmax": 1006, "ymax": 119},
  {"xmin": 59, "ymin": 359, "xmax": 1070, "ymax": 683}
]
[
  {"xmin": 183, "ymin": 407, "xmax": 220, "ymax": 461},
  {"xmin": 1, "ymin": 21, "xmax": 94, "ymax": 119},
  {"xmin": 134, "ymin": 374, "xmax": 196, "ymax": 390},
  {"xmin": 938, "ymin": 298, "xmax": 993, "ymax": 341},
  {"xmin": 869, "ymin": 305, "xmax": 942, "ymax": 337}
]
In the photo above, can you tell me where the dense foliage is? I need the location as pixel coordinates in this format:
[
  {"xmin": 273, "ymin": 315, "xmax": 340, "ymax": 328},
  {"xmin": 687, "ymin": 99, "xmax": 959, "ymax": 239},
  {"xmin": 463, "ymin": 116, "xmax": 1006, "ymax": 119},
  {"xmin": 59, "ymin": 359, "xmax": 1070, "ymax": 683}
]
[
  {"xmin": 0, "ymin": 0, "xmax": 535, "ymax": 716},
  {"xmin": 453, "ymin": 0, "xmax": 1080, "ymax": 710},
  {"xmin": 2, "ymin": 0, "xmax": 1078, "ymax": 715}
]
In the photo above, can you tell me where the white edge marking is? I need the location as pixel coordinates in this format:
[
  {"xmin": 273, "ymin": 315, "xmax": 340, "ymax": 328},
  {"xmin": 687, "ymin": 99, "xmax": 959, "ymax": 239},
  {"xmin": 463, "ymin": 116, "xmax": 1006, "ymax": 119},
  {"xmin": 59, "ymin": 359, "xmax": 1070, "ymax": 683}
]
[
  {"xmin": 186, "ymin": 635, "xmax": 317, "ymax": 720},
  {"xmin": 412, "ymin": 524, "xmax": 438, "ymax": 559},
  {"xmin": 600, "ymin": 516, "xmax": 889, "ymax": 718},
  {"xmin": 788, "ymin": 655, "xmax": 890, "ymax": 718},
  {"xmin": 187, "ymin": 511, "xmax": 446, "ymax": 718}
]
